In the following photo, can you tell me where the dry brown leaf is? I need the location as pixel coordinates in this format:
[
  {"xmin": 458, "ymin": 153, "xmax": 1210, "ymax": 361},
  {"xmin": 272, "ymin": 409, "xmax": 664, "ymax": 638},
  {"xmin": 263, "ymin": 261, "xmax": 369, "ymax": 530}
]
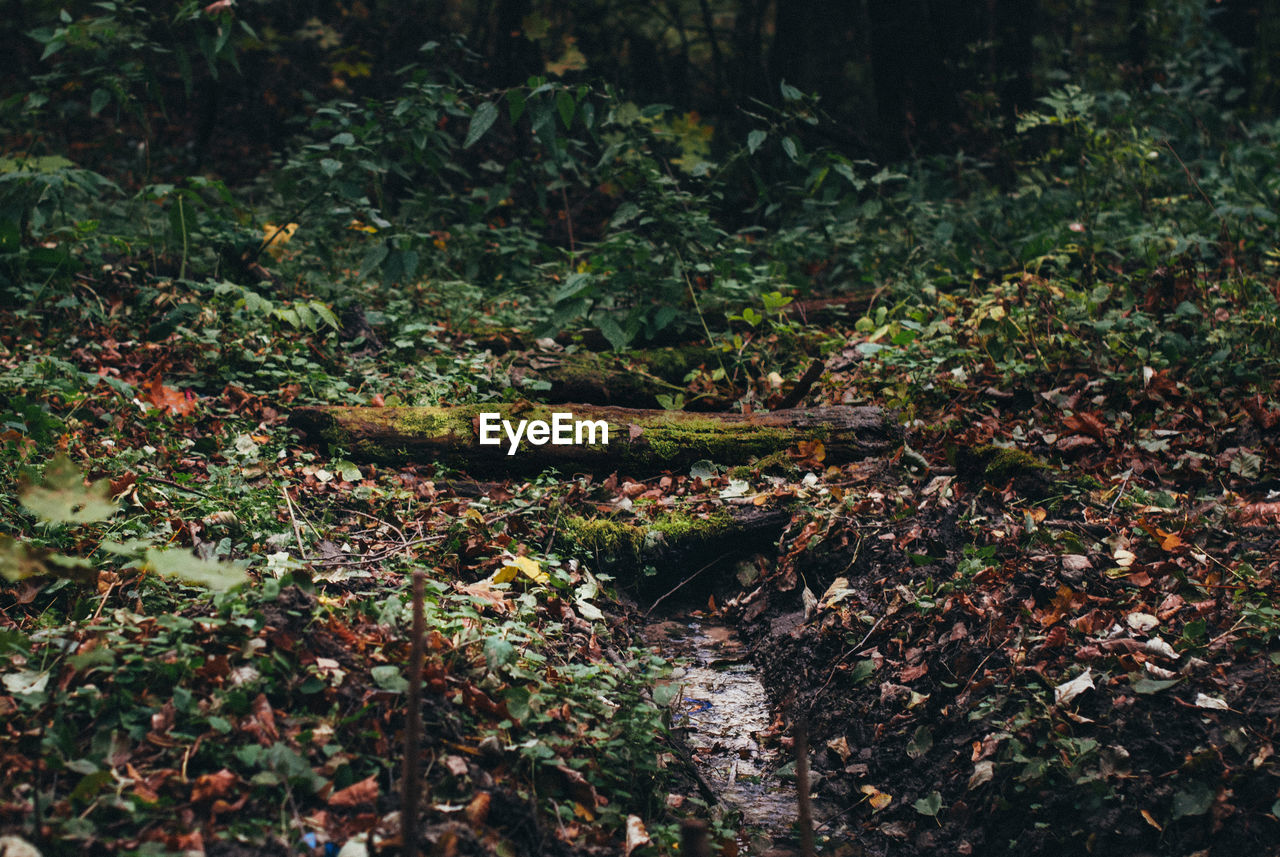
[
  {"xmin": 191, "ymin": 768, "xmax": 238, "ymax": 802},
  {"xmin": 328, "ymin": 775, "xmax": 378, "ymax": 808}
]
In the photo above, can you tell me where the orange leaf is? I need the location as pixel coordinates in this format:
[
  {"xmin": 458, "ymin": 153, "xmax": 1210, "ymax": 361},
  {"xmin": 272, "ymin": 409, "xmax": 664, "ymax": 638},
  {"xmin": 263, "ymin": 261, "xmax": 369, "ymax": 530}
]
[
  {"xmin": 191, "ymin": 769, "xmax": 238, "ymax": 802},
  {"xmin": 328, "ymin": 775, "xmax": 378, "ymax": 808},
  {"xmin": 146, "ymin": 378, "xmax": 196, "ymax": 416},
  {"xmin": 465, "ymin": 791, "xmax": 491, "ymax": 826}
]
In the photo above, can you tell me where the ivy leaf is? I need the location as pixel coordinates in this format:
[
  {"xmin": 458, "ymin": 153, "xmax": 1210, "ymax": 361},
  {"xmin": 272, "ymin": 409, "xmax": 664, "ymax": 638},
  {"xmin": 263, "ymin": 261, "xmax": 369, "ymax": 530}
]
[
  {"xmin": 144, "ymin": 548, "xmax": 248, "ymax": 591},
  {"xmin": 747, "ymin": 129, "xmax": 767, "ymax": 154},
  {"xmin": 19, "ymin": 456, "xmax": 116, "ymax": 525}
]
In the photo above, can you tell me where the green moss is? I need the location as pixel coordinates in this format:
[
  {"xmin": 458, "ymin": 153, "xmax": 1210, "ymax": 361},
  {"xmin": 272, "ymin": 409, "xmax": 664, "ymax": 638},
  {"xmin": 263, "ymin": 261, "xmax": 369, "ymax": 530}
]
[
  {"xmin": 560, "ymin": 508, "xmax": 737, "ymax": 566},
  {"xmin": 649, "ymin": 508, "xmax": 735, "ymax": 540},
  {"xmin": 638, "ymin": 419, "xmax": 804, "ymax": 464},
  {"xmin": 976, "ymin": 444, "xmax": 1055, "ymax": 481},
  {"xmin": 727, "ymin": 451, "xmax": 796, "ymax": 479},
  {"xmin": 561, "ymin": 516, "xmax": 645, "ymax": 560}
]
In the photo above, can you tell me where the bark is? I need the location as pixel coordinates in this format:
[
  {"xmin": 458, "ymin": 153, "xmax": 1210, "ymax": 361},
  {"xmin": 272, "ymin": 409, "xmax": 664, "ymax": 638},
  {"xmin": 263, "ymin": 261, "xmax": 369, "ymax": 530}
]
[{"xmin": 288, "ymin": 403, "xmax": 900, "ymax": 476}]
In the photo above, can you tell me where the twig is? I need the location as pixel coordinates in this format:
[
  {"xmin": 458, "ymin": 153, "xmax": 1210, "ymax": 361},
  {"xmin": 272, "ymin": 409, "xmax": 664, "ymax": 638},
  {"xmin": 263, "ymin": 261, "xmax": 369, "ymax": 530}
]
[
  {"xmin": 140, "ymin": 475, "xmax": 215, "ymax": 500},
  {"xmin": 403, "ymin": 571, "xmax": 426, "ymax": 857},
  {"xmin": 793, "ymin": 712, "xmax": 816, "ymax": 857},
  {"xmin": 809, "ymin": 613, "xmax": 885, "ymax": 707},
  {"xmin": 643, "ymin": 558, "xmax": 721, "ymax": 618},
  {"xmin": 775, "ymin": 358, "xmax": 825, "ymax": 410},
  {"xmin": 1107, "ymin": 469, "xmax": 1133, "ymax": 515},
  {"xmin": 324, "ymin": 535, "xmax": 447, "ymax": 567},
  {"xmin": 280, "ymin": 485, "xmax": 307, "ymax": 559},
  {"xmin": 343, "ymin": 507, "xmax": 408, "ymax": 549}
]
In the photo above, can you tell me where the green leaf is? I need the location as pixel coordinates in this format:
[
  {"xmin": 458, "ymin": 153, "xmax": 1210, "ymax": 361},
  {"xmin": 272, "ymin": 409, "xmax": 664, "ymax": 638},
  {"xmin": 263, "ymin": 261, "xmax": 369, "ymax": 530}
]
[
  {"xmin": 556, "ymin": 90, "xmax": 575, "ymax": 129},
  {"xmin": 906, "ymin": 726, "xmax": 933, "ymax": 759},
  {"xmin": 595, "ymin": 315, "xmax": 631, "ymax": 351},
  {"xmin": 505, "ymin": 685, "xmax": 532, "ymax": 723},
  {"xmin": 144, "ymin": 548, "xmax": 248, "ymax": 591},
  {"xmin": 358, "ymin": 244, "xmax": 388, "ymax": 280},
  {"xmin": 781, "ymin": 137, "xmax": 799, "ymax": 163},
  {"xmin": 1171, "ymin": 782, "xmax": 1214, "ymax": 819},
  {"xmin": 1230, "ymin": 450, "xmax": 1262, "ymax": 479},
  {"xmin": 747, "ymin": 129, "xmax": 767, "ymax": 154},
  {"xmin": 484, "ymin": 637, "xmax": 516, "ymax": 671},
  {"xmin": 1130, "ymin": 677, "xmax": 1180, "ymax": 695},
  {"xmin": 0, "ymin": 535, "xmax": 46, "ymax": 582},
  {"xmin": 464, "ymin": 101, "xmax": 500, "ymax": 149},
  {"xmin": 371, "ymin": 665, "xmax": 409, "ymax": 692},
  {"xmin": 507, "ymin": 90, "xmax": 527, "ymax": 124},
  {"xmin": 334, "ymin": 460, "xmax": 363, "ymax": 482},
  {"xmin": 89, "ymin": 88, "xmax": 111, "ymax": 116},
  {"xmin": 913, "ymin": 790, "xmax": 943, "ymax": 816},
  {"xmin": 19, "ymin": 456, "xmax": 116, "ymax": 525}
]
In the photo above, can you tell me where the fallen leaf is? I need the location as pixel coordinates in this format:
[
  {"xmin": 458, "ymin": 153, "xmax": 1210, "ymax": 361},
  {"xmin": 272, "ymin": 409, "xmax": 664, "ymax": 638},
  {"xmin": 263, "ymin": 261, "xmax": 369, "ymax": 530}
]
[
  {"xmin": 969, "ymin": 760, "xmax": 994, "ymax": 790},
  {"xmin": 191, "ymin": 769, "xmax": 238, "ymax": 802},
  {"xmin": 328, "ymin": 775, "xmax": 378, "ymax": 808},
  {"xmin": 1126, "ymin": 612, "xmax": 1159, "ymax": 633},
  {"xmin": 624, "ymin": 814, "xmax": 650, "ymax": 855},
  {"xmin": 146, "ymin": 377, "xmax": 196, "ymax": 416},
  {"xmin": 860, "ymin": 785, "xmax": 893, "ymax": 811},
  {"xmin": 1194, "ymin": 693, "xmax": 1229, "ymax": 710},
  {"xmin": 1054, "ymin": 668, "xmax": 1094, "ymax": 705},
  {"xmin": 465, "ymin": 791, "xmax": 491, "ymax": 826}
]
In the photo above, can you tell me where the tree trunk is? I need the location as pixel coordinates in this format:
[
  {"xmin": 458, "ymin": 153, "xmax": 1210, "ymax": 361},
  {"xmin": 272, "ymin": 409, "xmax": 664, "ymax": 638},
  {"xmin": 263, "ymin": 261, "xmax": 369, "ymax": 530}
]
[{"xmin": 288, "ymin": 403, "xmax": 899, "ymax": 476}]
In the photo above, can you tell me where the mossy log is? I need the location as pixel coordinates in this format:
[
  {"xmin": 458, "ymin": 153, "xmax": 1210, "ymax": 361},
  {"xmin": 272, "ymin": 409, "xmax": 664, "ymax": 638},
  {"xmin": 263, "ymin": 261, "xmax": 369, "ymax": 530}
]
[
  {"xmin": 559, "ymin": 505, "xmax": 791, "ymax": 593},
  {"xmin": 288, "ymin": 403, "xmax": 899, "ymax": 476}
]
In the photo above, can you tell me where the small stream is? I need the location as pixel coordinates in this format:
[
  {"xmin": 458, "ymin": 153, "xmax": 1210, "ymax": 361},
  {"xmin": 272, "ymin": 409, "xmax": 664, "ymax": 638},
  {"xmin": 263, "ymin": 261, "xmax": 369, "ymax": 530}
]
[{"xmin": 644, "ymin": 614, "xmax": 817, "ymax": 853}]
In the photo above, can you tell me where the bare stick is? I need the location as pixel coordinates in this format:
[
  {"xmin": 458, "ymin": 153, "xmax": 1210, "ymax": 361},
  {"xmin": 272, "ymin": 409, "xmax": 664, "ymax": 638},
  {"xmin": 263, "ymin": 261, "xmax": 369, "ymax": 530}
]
[
  {"xmin": 402, "ymin": 571, "xmax": 426, "ymax": 857},
  {"xmin": 794, "ymin": 712, "xmax": 816, "ymax": 857},
  {"xmin": 280, "ymin": 485, "xmax": 307, "ymax": 559},
  {"xmin": 680, "ymin": 818, "xmax": 712, "ymax": 857},
  {"xmin": 775, "ymin": 358, "xmax": 825, "ymax": 410},
  {"xmin": 643, "ymin": 558, "xmax": 720, "ymax": 618}
]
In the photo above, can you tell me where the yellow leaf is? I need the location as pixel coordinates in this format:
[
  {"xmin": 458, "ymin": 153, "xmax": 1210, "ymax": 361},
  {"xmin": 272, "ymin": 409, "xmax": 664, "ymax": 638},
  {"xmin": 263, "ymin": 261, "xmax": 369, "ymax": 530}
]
[
  {"xmin": 860, "ymin": 784, "xmax": 892, "ymax": 811},
  {"xmin": 507, "ymin": 555, "xmax": 548, "ymax": 584},
  {"xmin": 489, "ymin": 565, "xmax": 518, "ymax": 585},
  {"xmin": 261, "ymin": 222, "xmax": 299, "ymax": 259}
]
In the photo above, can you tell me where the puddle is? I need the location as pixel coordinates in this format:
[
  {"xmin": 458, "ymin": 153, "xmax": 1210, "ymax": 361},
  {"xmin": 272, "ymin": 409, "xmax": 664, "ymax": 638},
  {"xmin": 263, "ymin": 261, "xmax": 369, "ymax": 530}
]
[{"xmin": 644, "ymin": 615, "xmax": 816, "ymax": 850}]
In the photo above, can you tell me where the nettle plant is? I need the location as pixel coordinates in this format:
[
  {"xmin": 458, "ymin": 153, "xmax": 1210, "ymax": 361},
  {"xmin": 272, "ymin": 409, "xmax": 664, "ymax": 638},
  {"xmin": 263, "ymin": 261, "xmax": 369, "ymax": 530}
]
[{"xmin": 2, "ymin": 456, "xmax": 248, "ymax": 594}]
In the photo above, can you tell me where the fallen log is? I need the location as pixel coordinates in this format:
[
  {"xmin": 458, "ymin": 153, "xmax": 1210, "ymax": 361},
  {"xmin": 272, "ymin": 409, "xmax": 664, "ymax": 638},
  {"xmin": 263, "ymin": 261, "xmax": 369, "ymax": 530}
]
[
  {"xmin": 288, "ymin": 403, "xmax": 899, "ymax": 476},
  {"xmin": 560, "ymin": 505, "xmax": 791, "ymax": 595}
]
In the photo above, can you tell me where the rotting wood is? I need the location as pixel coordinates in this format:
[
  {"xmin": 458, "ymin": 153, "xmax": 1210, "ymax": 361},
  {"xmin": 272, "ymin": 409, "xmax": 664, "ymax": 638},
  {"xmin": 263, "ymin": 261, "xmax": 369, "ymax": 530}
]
[{"xmin": 288, "ymin": 403, "xmax": 899, "ymax": 476}]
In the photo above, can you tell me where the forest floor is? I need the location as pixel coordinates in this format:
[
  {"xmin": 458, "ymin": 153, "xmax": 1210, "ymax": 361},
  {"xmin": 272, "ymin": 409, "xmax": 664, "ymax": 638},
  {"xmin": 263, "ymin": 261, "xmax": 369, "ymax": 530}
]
[{"xmin": 2, "ymin": 262, "xmax": 1280, "ymax": 857}]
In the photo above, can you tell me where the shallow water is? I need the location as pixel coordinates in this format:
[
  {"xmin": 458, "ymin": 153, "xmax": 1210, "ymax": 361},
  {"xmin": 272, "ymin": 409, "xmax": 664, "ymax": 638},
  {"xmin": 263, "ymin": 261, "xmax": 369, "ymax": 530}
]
[{"xmin": 644, "ymin": 616, "xmax": 808, "ymax": 848}]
